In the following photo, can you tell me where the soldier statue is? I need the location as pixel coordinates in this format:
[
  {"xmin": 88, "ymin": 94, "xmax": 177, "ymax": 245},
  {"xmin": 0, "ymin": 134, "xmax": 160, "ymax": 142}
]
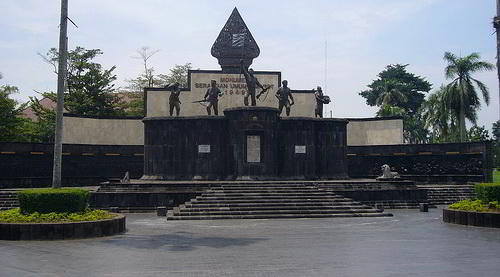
[
  {"xmin": 204, "ymin": 80, "xmax": 223, "ymax": 115},
  {"xmin": 275, "ymin": 80, "xmax": 294, "ymax": 116},
  {"xmin": 167, "ymin": 82, "xmax": 181, "ymax": 116},
  {"xmin": 314, "ymin": 86, "xmax": 330, "ymax": 118},
  {"xmin": 240, "ymin": 60, "xmax": 265, "ymax": 106}
]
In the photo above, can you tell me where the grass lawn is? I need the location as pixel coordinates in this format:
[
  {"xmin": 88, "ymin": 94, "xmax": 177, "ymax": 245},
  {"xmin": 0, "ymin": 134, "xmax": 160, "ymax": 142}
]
[{"xmin": 494, "ymin": 170, "xmax": 500, "ymax": 183}]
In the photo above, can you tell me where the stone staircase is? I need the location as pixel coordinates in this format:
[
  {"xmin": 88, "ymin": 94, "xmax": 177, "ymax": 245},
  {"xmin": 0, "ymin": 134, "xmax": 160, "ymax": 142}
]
[
  {"xmin": 167, "ymin": 183, "xmax": 392, "ymax": 220},
  {"xmin": 419, "ymin": 184, "xmax": 476, "ymax": 205},
  {"xmin": 0, "ymin": 191, "xmax": 19, "ymax": 211}
]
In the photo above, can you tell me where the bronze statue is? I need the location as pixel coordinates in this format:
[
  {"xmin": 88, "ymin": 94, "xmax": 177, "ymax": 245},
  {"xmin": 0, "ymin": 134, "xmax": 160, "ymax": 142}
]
[
  {"xmin": 314, "ymin": 86, "xmax": 330, "ymax": 118},
  {"xmin": 167, "ymin": 82, "xmax": 181, "ymax": 116},
  {"xmin": 204, "ymin": 80, "xmax": 223, "ymax": 115},
  {"xmin": 275, "ymin": 80, "xmax": 294, "ymax": 116},
  {"xmin": 240, "ymin": 61, "xmax": 264, "ymax": 106}
]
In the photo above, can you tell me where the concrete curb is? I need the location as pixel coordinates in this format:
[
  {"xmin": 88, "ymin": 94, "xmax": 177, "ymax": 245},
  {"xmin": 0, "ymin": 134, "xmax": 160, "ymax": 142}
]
[
  {"xmin": 0, "ymin": 213, "xmax": 125, "ymax": 240},
  {"xmin": 443, "ymin": 208, "xmax": 500, "ymax": 228}
]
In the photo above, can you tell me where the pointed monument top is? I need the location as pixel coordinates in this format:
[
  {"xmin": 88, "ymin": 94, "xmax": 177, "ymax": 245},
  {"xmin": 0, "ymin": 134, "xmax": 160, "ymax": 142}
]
[{"xmin": 211, "ymin": 7, "xmax": 260, "ymax": 73}]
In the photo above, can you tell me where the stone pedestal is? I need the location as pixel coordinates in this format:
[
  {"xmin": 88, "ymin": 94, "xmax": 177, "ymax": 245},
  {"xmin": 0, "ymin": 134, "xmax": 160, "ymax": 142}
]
[
  {"xmin": 224, "ymin": 107, "xmax": 280, "ymax": 180},
  {"xmin": 142, "ymin": 106, "xmax": 348, "ymax": 180}
]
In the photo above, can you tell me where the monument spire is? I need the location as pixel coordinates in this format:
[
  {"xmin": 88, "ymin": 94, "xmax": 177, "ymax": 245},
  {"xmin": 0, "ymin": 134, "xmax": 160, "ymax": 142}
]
[{"xmin": 211, "ymin": 7, "xmax": 260, "ymax": 73}]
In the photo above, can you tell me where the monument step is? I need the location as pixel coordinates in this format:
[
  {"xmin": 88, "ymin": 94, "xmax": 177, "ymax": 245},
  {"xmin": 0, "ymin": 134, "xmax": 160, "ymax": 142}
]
[
  {"xmin": 184, "ymin": 202, "xmax": 368, "ymax": 208},
  {"xmin": 208, "ymin": 189, "xmax": 328, "ymax": 193},
  {"xmin": 176, "ymin": 205, "xmax": 371, "ymax": 212},
  {"xmin": 203, "ymin": 192, "xmax": 342, "ymax": 197},
  {"xmin": 190, "ymin": 199, "xmax": 357, "ymax": 204},
  {"xmin": 166, "ymin": 212, "xmax": 393, "ymax": 220},
  {"xmin": 171, "ymin": 208, "xmax": 384, "ymax": 216},
  {"xmin": 196, "ymin": 195, "xmax": 346, "ymax": 201}
]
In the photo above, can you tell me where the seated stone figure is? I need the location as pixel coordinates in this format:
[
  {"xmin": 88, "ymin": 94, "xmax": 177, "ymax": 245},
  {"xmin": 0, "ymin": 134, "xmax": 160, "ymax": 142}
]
[{"xmin": 377, "ymin": 164, "xmax": 400, "ymax": 180}]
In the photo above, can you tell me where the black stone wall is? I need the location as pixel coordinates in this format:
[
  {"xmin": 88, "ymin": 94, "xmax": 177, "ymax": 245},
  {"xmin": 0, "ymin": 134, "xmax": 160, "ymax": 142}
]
[
  {"xmin": 347, "ymin": 142, "xmax": 493, "ymax": 183},
  {"xmin": 142, "ymin": 117, "xmax": 226, "ymax": 180},
  {"xmin": 143, "ymin": 107, "xmax": 349, "ymax": 180},
  {"xmin": 0, "ymin": 143, "xmax": 143, "ymax": 188},
  {"xmin": 0, "ymin": 134, "xmax": 492, "ymax": 187}
]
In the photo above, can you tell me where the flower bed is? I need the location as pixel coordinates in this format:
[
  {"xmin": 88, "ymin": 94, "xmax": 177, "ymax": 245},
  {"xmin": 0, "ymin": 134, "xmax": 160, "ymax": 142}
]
[{"xmin": 0, "ymin": 209, "xmax": 125, "ymax": 240}]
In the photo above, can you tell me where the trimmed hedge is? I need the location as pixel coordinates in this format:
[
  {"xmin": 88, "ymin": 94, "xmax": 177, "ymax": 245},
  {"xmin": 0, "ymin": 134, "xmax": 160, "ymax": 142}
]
[
  {"xmin": 0, "ymin": 208, "xmax": 114, "ymax": 223},
  {"xmin": 18, "ymin": 188, "xmax": 89, "ymax": 214},
  {"xmin": 475, "ymin": 183, "xmax": 500, "ymax": 203},
  {"xmin": 448, "ymin": 199, "xmax": 500, "ymax": 212}
]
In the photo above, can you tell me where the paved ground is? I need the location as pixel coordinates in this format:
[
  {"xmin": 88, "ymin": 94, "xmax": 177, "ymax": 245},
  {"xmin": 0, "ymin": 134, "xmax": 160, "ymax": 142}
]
[{"xmin": 1, "ymin": 207, "xmax": 499, "ymax": 277}]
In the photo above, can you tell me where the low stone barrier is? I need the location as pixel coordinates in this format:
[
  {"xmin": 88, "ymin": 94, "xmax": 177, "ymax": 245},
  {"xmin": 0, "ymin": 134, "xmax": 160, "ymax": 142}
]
[
  {"xmin": 0, "ymin": 214, "xmax": 125, "ymax": 240},
  {"xmin": 443, "ymin": 208, "xmax": 500, "ymax": 228}
]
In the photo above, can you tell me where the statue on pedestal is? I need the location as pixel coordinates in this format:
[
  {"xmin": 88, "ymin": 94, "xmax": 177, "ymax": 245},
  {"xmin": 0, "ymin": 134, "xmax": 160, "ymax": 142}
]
[
  {"xmin": 276, "ymin": 80, "xmax": 294, "ymax": 116},
  {"xmin": 167, "ymin": 82, "xmax": 181, "ymax": 116},
  {"xmin": 240, "ymin": 60, "xmax": 264, "ymax": 106},
  {"xmin": 204, "ymin": 80, "xmax": 223, "ymax": 115},
  {"xmin": 313, "ymin": 86, "xmax": 331, "ymax": 118}
]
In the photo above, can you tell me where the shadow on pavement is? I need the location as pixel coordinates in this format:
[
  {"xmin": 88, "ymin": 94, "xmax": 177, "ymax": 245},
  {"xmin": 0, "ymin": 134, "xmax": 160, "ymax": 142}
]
[{"xmin": 101, "ymin": 231, "xmax": 267, "ymax": 251}]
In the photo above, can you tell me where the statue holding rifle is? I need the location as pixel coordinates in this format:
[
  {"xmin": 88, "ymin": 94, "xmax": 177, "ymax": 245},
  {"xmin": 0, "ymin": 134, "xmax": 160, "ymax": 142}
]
[
  {"xmin": 203, "ymin": 80, "xmax": 223, "ymax": 115},
  {"xmin": 240, "ymin": 60, "xmax": 265, "ymax": 106}
]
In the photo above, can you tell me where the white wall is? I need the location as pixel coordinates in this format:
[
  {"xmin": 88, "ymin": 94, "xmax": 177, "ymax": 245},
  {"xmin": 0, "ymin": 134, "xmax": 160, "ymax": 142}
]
[
  {"xmin": 347, "ymin": 119, "xmax": 403, "ymax": 146},
  {"xmin": 62, "ymin": 116, "xmax": 143, "ymax": 145}
]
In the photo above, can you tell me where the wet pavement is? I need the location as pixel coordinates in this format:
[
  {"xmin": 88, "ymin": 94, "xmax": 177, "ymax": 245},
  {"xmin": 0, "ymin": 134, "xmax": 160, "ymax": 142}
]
[{"xmin": 1, "ymin": 207, "xmax": 499, "ymax": 277}]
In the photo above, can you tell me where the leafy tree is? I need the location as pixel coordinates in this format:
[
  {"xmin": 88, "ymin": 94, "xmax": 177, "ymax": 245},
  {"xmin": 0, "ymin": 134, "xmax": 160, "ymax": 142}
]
[
  {"xmin": 27, "ymin": 92, "xmax": 57, "ymax": 142},
  {"xmin": 467, "ymin": 125, "xmax": 490, "ymax": 142},
  {"xmin": 375, "ymin": 80, "xmax": 407, "ymax": 107},
  {"xmin": 376, "ymin": 104, "xmax": 405, "ymax": 117},
  {"xmin": 442, "ymin": 52, "xmax": 494, "ymax": 142},
  {"xmin": 40, "ymin": 47, "xmax": 124, "ymax": 117},
  {"xmin": 493, "ymin": 120, "xmax": 500, "ymax": 143},
  {"xmin": 0, "ymin": 84, "xmax": 29, "ymax": 142},
  {"xmin": 493, "ymin": 120, "xmax": 500, "ymax": 168},
  {"xmin": 360, "ymin": 64, "xmax": 432, "ymax": 115},
  {"xmin": 158, "ymin": 63, "xmax": 192, "ymax": 88}
]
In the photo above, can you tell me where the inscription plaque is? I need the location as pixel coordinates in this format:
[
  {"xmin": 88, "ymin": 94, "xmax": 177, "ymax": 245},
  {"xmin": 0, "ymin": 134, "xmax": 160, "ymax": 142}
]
[
  {"xmin": 198, "ymin": 145, "xmax": 211, "ymax": 153},
  {"xmin": 246, "ymin": 135, "xmax": 261, "ymax": 163},
  {"xmin": 295, "ymin": 145, "xmax": 306, "ymax": 154}
]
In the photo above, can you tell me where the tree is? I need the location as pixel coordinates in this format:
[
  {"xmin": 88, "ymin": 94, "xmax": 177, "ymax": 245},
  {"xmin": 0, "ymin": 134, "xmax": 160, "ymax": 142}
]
[
  {"xmin": 421, "ymin": 86, "xmax": 458, "ymax": 142},
  {"xmin": 27, "ymin": 92, "xmax": 57, "ymax": 142},
  {"xmin": 360, "ymin": 64, "xmax": 432, "ymax": 115},
  {"xmin": 467, "ymin": 125, "xmax": 490, "ymax": 142},
  {"xmin": 375, "ymin": 80, "xmax": 407, "ymax": 107},
  {"xmin": 133, "ymin": 46, "xmax": 160, "ymax": 88},
  {"xmin": 493, "ymin": 120, "xmax": 500, "ymax": 143},
  {"xmin": 158, "ymin": 63, "xmax": 192, "ymax": 87},
  {"xmin": 0, "ymin": 84, "xmax": 29, "ymax": 142},
  {"xmin": 442, "ymin": 52, "xmax": 494, "ymax": 142},
  {"xmin": 376, "ymin": 104, "xmax": 405, "ymax": 117},
  {"xmin": 40, "ymin": 47, "xmax": 124, "ymax": 117},
  {"xmin": 493, "ymin": 120, "xmax": 500, "ymax": 168}
]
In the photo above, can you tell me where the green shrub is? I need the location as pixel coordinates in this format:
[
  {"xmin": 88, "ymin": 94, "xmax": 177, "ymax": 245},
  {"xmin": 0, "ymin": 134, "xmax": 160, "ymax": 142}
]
[
  {"xmin": 448, "ymin": 199, "xmax": 500, "ymax": 212},
  {"xmin": 0, "ymin": 208, "xmax": 115, "ymax": 223},
  {"xmin": 18, "ymin": 188, "xmax": 89, "ymax": 214},
  {"xmin": 475, "ymin": 183, "xmax": 500, "ymax": 203}
]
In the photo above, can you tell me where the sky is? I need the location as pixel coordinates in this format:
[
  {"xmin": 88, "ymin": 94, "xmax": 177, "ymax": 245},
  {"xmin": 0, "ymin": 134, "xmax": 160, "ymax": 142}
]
[{"xmin": 0, "ymin": 0, "xmax": 498, "ymax": 131}]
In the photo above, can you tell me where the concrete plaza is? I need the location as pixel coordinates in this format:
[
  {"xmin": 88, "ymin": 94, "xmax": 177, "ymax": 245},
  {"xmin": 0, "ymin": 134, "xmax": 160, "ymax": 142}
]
[{"xmin": 1, "ymin": 207, "xmax": 499, "ymax": 277}]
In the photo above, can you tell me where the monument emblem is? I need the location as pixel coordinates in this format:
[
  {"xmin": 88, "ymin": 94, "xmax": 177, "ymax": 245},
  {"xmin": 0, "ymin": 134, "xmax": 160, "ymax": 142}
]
[{"xmin": 211, "ymin": 7, "xmax": 260, "ymax": 73}]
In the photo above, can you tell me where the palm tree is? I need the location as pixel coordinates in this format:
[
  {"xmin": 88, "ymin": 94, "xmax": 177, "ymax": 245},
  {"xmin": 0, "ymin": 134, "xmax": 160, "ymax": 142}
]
[
  {"xmin": 375, "ymin": 79, "xmax": 407, "ymax": 107},
  {"xmin": 421, "ymin": 86, "xmax": 458, "ymax": 142},
  {"xmin": 442, "ymin": 52, "xmax": 494, "ymax": 142}
]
